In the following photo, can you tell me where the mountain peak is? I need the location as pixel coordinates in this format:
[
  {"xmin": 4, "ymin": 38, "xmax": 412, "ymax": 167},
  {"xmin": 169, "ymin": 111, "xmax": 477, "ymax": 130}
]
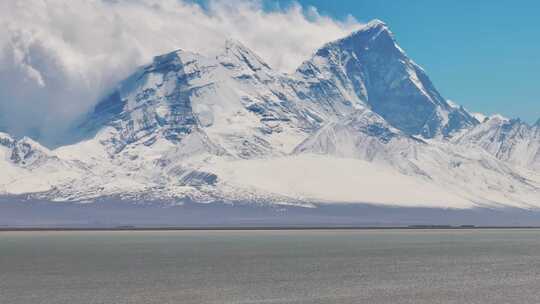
[
  {"xmin": 351, "ymin": 18, "xmax": 393, "ymax": 40},
  {"xmin": 318, "ymin": 18, "xmax": 399, "ymax": 60},
  {"xmin": 364, "ymin": 19, "xmax": 388, "ymax": 30},
  {"xmin": 0, "ymin": 132, "xmax": 14, "ymax": 148},
  {"xmin": 224, "ymin": 38, "xmax": 246, "ymax": 50},
  {"xmin": 488, "ymin": 114, "xmax": 510, "ymax": 123},
  {"xmin": 220, "ymin": 38, "xmax": 271, "ymax": 71},
  {"xmin": 297, "ymin": 19, "xmax": 477, "ymax": 138},
  {"xmin": 146, "ymin": 48, "xmax": 203, "ymax": 74}
]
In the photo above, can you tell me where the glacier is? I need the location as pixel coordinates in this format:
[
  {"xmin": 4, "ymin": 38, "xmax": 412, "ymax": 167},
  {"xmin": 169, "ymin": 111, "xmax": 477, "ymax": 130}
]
[{"xmin": 0, "ymin": 20, "xmax": 539, "ymax": 219}]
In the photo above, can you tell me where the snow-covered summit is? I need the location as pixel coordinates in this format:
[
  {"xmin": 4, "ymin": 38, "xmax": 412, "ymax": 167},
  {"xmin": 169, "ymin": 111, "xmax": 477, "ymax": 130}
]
[
  {"xmin": 296, "ymin": 19, "xmax": 478, "ymax": 139},
  {"xmin": 472, "ymin": 112, "xmax": 488, "ymax": 123},
  {"xmin": 331, "ymin": 19, "xmax": 396, "ymax": 53},
  {"xmin": 220, "ymin": 39, "xmax": 273, "ymax": 72},
  {"xmin": 0, "ymin": 133, "xmax": 58, "ymax": 168},
  {"xmin": 77, "ymin": 41, "xmax": 321, "ymax": 160},
  {"xmin": 0, "ymin": 132, "xmax": 14, "ymax": 148}
]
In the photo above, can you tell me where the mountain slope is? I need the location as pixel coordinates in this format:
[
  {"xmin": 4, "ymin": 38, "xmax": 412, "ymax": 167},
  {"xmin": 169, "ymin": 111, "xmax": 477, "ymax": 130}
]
[
  {"xmin": 293, "ymin": 108, "xmax": 424, "ymax": 173},
  {"xmin": 454, "ymin": 116, "xmax": 540, "ymax": 170},
  {"xmin": 290, "ymin": 112, "xmax": 540, "ymax": 208},
  {"xmin": 0, "ymin": 132, "xmax": 86, "ymax": 195}
]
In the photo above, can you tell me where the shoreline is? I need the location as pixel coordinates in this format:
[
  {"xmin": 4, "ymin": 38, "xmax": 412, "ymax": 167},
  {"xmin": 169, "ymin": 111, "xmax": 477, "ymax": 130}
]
[{"xmin": 2, "ymin": 225, "xmax": 540, "ymax": 232}]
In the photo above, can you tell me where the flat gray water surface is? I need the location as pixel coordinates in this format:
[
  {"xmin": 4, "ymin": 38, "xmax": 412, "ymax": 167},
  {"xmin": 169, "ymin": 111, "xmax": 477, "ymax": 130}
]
[{"xmin": 1, "ymin": 230, "xmax": 540, "ymax": 303}]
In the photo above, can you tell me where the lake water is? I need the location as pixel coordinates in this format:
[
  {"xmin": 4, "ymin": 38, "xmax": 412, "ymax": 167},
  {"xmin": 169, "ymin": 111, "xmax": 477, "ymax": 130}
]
[{"xmin": 1, "ymin": 230, "xmax": 540, "ymax": 304}]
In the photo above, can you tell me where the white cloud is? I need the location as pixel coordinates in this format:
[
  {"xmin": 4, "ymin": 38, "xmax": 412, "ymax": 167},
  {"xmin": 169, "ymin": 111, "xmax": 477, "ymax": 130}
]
[{"xmin": 0, "ymin": 0, "xmax": 361, "ymax": 144}]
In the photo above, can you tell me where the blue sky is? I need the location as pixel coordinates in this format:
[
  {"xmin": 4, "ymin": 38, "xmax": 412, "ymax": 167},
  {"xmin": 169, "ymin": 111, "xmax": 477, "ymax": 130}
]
[{"xmin": 265, "ymin": 0, "xmax": 540, "ymax": 122}]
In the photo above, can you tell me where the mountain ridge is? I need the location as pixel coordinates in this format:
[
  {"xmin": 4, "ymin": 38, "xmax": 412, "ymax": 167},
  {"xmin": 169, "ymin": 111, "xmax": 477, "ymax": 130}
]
[{"xmin": 0, "ymin": 20, "xmax": 538, "ymax": 211}]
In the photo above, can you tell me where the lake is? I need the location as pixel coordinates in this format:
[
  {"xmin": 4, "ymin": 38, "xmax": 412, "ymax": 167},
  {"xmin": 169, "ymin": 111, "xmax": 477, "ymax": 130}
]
[{"xmin": 1, "ymin": 229, "xmax": 540, "ymax": 303}]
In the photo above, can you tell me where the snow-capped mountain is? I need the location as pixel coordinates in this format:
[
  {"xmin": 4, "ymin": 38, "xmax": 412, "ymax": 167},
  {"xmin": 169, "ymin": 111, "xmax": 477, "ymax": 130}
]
[
  {"xmin": 0, "ymin": 133, "xmax": 86, "ymax": 195},
  {"xmin": 454, "ymin": 115, "xmax": 540, "ymax": 170},
  {"xmin": 76, "ymin": 40, "xmax": 321, "ymax": 159},
  {"xmin": 295, "ymin": 20, "xmax": 479, "ymax": 138},
  {"xmin": 0, "ymin": 20, "xmax": 538, "ymax": 211}
]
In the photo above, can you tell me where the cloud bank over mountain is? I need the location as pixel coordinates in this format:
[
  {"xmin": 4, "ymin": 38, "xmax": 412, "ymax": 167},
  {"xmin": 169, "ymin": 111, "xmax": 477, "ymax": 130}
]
[{"xmin": 0, "ymin": 0, "xmax": 360, "ymax": 143}]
